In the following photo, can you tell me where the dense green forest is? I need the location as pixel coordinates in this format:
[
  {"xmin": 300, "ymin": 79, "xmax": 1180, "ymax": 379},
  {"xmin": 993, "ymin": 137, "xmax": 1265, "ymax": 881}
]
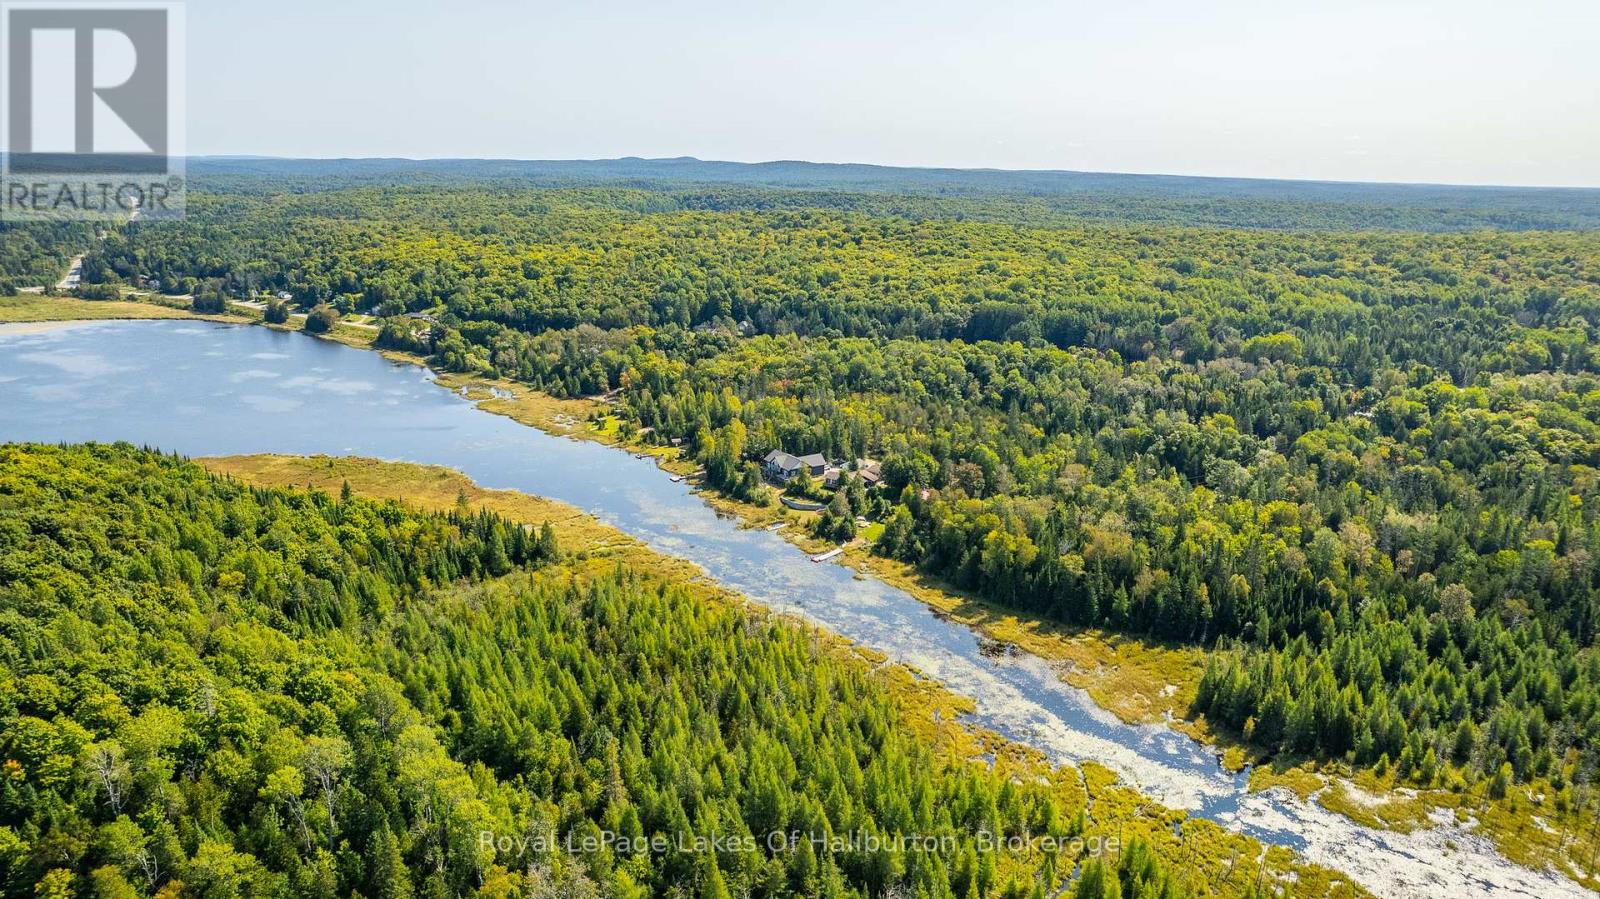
[
  {"xmin": 10, "ymin": 150, "xmax": 1600, "ymax": 288},
  {"xmin": 0, "ymin": 444, "xmax": 1214, "ymax": 899},
  {"xmin": 43, "ymin": 171, "xmax": 1600, "ymax": 824},
  {"xmin": 181, "ymin": 158, "xmax": 1600, "ymax": 230},
  {"xmin": 0, "ymin": 222, "xmax": 94, "ymax": 290}
]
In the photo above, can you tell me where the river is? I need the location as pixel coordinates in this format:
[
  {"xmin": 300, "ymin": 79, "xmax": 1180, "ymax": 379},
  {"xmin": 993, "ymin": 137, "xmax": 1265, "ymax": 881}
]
[{"xmin": 0, "ymin": 320, "xmax": 1590, "ymax": 899}]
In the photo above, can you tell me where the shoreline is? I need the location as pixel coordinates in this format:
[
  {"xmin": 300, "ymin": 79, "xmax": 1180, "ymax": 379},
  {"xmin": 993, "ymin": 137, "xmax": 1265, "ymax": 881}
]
[
  {"xmin": 352, "ymin": 332, "xmax": 1600, "ymax": 892},
  {"xmin": 305, "ymin": 321, "xmax": 1600, "ymax": 895},
  {"xmin": 0, "ymin": 320, "xmax": 105, "ymax": 335},
  {"xmin": 15, "ymin": 307, "xmax": 1598, "ymax": 893},
  {"xmin": 197, "ymin": 452, "xmax": 1349, "ymax": 897},
  {"xmin": 195, "ymin": 452, "xmax": 1598, "ymax": 899}
]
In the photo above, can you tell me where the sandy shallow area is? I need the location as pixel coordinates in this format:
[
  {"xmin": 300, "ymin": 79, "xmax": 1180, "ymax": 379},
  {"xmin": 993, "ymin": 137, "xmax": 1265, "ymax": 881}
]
[
  {"xmin": 0, "ymin": 320, "xmax": 100, "ymax": 335},
  {"xmin": 3, "ymin": 316, "xmax": 1593, "ymax": 899},
  {"xmin": 1228, "ymin": 791, "xmax": 1594, "ymax": 899}
]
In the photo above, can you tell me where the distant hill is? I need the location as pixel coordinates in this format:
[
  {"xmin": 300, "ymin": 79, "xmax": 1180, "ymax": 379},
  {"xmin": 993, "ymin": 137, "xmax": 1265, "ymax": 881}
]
[{"xmin": 185, "ymin": 155, "xmax": 1600, "ymax": 231}]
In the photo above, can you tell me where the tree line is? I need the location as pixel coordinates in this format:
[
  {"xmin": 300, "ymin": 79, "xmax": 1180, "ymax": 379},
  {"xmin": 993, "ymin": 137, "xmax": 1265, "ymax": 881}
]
[
  {"xmin": 77, "ymin": 182, "xmax": 1600, "ymax": 798},
  {"xmin": 0, "ymin": 444, "xmax": 1210, "ymax": 899}
]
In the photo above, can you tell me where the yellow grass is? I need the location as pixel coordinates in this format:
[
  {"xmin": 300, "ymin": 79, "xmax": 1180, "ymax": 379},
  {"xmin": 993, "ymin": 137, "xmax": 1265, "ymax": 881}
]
[
  {"xmin": 181, "ymin": 337, "xmax": 1580, "ymax": 893},
  {"xmin": 10, "ymin": 289, "xmax": 1555, "ymax": 890},
  {"xmin": 1249, "ymin": 759, "xmax": 1334, "ymax": 802},
  {"xmin": 314, "ymin": 321, "xmax": 380, "ymax": 348},
  {"xmin": 202, "ymin": 453, "xmax": 1361, "ymax": 898},
  {"xmin": 421, "ymin": 356, "xmax": 1222, "ymax": 742},
  {"xmin": 239, "ymin": 303, "xmax": 381, "ymax": 349},
  {"xmin": 851, "ymin": 548, "xmax": 1215, "ymax": 734},
  {"xmin": 199, "ymin": 454, "xmax": 695, "ymax": 582},
  {"xmin": 492, "ymin": 397, "xmax": 1223, "ymax": 740},
  {"xmin": 0, "ymin": 294, "xmax": 246, "ymax": 324},
  {"xmin": 1221, "ymin": 745, "xmax": 1252, "ymax": 773},
  {"xmin": 1248, "ymin": 757, "xmax": 1600, "ymax": 890},
  {"xmin": 431, "ymin": 371, "xmax": 610, "ymax": 439}
]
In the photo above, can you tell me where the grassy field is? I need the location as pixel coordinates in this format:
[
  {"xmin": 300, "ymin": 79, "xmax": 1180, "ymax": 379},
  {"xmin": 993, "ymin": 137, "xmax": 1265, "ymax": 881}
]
[
  {"xmin": 0, "ymin": 293, "xmax": 246, "ymax": 324},
  {"xmin": 431, "ymin": 371, "xmax": 610, "ymax": 437},
  {"xmin": 200, "ymin": 454, "xmax": 694, "ymax": 581},
  {"xmin": 201, "ymin": 452, "xmax": 1363, "ymax": 899},
  {"xmin": 0, "ymin": 293, "xmax": 385, "ymax": 351}
]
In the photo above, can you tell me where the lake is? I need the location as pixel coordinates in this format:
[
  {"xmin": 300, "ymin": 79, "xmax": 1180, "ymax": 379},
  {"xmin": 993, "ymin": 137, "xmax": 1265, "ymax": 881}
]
[{"xmin": 0, "ymin": 319, "xmax": 1587, "ymax": 899}]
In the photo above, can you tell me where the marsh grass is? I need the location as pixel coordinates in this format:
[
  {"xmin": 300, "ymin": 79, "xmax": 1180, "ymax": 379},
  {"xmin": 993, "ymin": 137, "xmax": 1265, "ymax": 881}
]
[
  {"xmin": 0, "ymin": 293, "xmax": 246, "ymax": 324},
  {"xmin": 413, "ymin": 359, "xmax": 1230, "ymax": 741},
  {"xmin": 1249, "ymin": 757, "xmax": 1600, "ymax": 889},
  {"xmin": 202, "ymin": 452, "xmax": 1363, "ymax": 898},
  {"xmin": 203, "ymin": 334, "xmax": 1585, "ymax": 894}
]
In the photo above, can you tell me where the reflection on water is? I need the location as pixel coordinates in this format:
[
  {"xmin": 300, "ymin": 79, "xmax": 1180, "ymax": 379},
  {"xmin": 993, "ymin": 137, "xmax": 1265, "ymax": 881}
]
[{"xmin": 0, "ymin": 321, "xmax": 1587, "ymax": 899}]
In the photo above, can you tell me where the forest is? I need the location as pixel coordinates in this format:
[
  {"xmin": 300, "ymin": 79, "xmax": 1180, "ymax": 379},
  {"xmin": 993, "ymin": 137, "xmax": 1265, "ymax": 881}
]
[
  {"xmin": 56, "ymin": 178, "xmax": 1600, "ymax": 798},
  {"xmin": 0, "ymin": 443, "xmax": 1202, "ymax": 899},
  {"xmin": 162, "ymin": 159, "xmax": 1600, "ymax": 230},
  {"xmin": 0, "ymin": 222, "xmax": 94, "ymax": 291}
]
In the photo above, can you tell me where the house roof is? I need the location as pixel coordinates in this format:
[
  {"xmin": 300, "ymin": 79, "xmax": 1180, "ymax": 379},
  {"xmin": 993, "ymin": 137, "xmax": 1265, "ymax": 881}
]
[
  {"xmin": 798, "ymin": 453, "xmax": 827, "ymax": 468},
  {"xmin": 763, "ymin": 450, "xmax": 804, "ymax": 470}
]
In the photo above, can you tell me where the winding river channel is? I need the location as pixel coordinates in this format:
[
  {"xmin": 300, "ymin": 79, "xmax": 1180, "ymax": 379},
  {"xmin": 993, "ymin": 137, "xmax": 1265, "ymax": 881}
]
[{"xmin": 1, "ymin": 320, "xmax": 1592, "ymax": 899}]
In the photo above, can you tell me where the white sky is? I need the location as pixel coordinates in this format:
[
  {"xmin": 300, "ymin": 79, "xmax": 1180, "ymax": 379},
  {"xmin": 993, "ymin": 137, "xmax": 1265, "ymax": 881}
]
[{"xmin": 190, "ymin": 0, "xmax": 1600, "ymax": 187}]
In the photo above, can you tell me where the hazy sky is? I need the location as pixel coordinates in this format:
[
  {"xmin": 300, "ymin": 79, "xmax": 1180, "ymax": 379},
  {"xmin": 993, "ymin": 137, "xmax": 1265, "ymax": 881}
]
[{"xmin": 189, "ymin": 0, "xmax": 1600, "ymax": 187}]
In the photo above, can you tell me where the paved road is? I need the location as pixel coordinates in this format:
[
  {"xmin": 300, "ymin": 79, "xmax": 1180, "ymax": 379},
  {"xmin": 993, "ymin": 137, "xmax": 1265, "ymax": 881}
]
[{"xmin": 56, "ymin": 255, "xmax": 84, "ymax": 291}]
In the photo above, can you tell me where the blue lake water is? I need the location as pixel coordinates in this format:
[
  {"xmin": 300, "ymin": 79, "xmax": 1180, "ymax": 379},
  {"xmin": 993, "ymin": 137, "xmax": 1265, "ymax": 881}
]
[{"xmin": 0, "ymin": 320, "xmax": 1587, "ymax": 899}]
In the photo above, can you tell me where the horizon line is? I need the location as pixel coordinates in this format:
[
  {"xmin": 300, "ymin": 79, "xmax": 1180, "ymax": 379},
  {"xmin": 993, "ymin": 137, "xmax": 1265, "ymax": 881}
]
[{"xmin": 180, "ymin": 153, "xmax": 1600, "ymax": 194}]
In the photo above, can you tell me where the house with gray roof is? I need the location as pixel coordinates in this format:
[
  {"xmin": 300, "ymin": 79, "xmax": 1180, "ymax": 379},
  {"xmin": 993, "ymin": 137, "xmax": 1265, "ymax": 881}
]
[{"xmin": 763, "ymin": 449, "xmax": 828, "ymax": 484}]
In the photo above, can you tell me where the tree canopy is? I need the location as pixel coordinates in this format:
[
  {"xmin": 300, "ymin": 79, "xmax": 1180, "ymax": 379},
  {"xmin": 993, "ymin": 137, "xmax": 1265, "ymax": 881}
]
[{"xmin": 0, "ymin": 444, "xmax": 1209, "ymax": 899}]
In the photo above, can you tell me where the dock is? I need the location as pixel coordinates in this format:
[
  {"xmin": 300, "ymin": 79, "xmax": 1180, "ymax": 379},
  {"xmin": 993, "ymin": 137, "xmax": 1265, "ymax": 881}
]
[{"xmin": 811, "ymin": 548, "xmax": 844, "ymax": 563}]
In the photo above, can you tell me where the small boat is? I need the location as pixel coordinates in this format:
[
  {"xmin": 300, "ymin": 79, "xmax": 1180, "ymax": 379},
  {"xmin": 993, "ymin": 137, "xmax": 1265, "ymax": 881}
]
[
  {"xmin": 811, "ymin": 548, "xmax": 844, "ymax": 563},
  {"xmin": 670, "ymin": 475, "xmax": 685, "ymax": 483}
]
